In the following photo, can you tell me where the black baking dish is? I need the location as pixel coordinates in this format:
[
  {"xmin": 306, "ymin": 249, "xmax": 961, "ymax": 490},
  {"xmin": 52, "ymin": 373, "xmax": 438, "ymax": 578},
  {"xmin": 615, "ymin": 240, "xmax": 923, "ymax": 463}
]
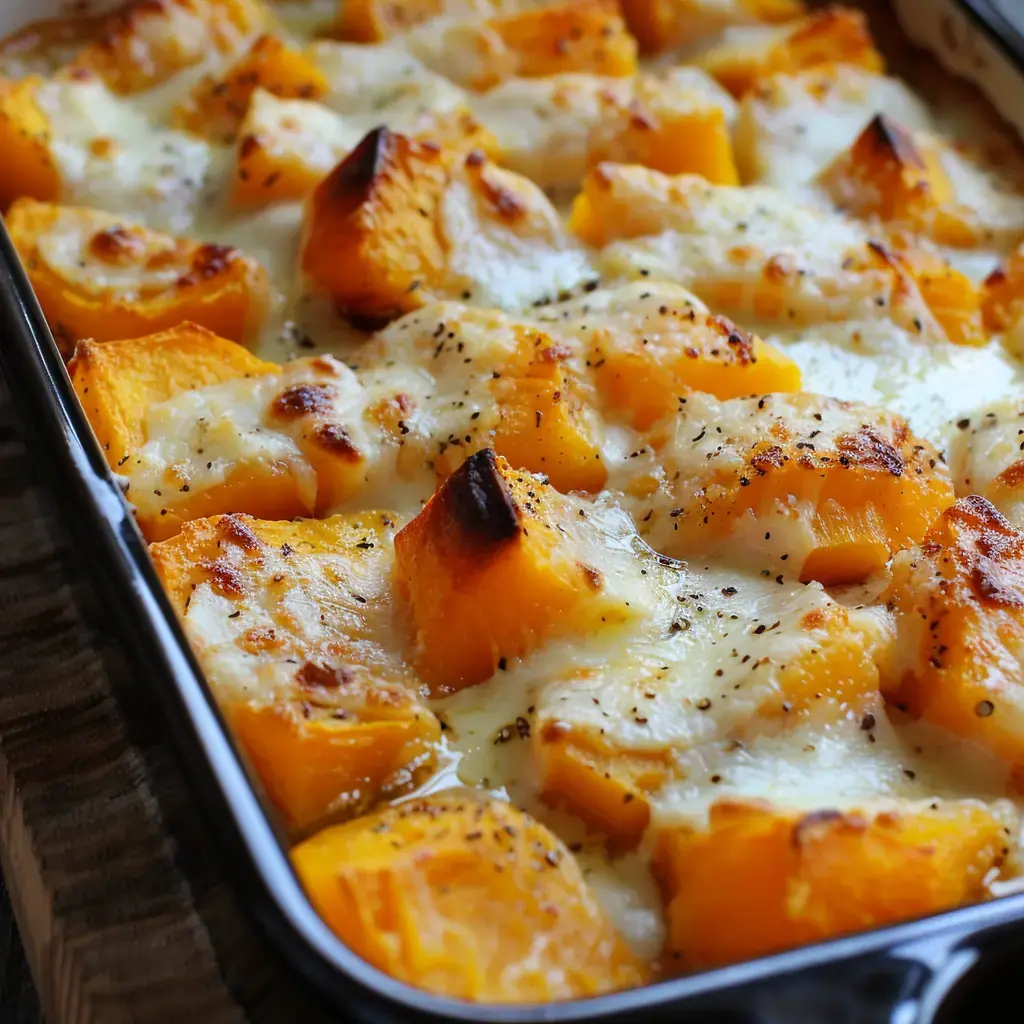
[{"xmin": 3, "ymin": 2, "xmax": 1024, "ymax": 1021}]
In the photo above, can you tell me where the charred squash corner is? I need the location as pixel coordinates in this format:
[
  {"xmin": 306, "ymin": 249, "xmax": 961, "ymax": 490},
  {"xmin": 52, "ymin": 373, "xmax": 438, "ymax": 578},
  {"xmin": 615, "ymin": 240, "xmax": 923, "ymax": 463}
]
[
  {"xmin": 653, "ymin": 799, "xmax": 1012, "ymax": 971},
  {"xmin": 291, "ymin": 789, "xmax": 648, "ymax": 1000},
  {"xmin": 394, "ymin": 449, "xmax": 639, "ymax": 692},
  {"xmin": 300, "ymin": 127, "xmax": 449, "ymax": 322},
  {"xmin": 883, "ymin": 496, "xmax": 1024, "ymax": 764}
]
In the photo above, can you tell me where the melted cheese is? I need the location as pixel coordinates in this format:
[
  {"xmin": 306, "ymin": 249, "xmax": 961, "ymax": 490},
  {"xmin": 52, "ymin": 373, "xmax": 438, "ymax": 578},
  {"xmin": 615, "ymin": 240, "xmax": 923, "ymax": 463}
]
[
  {"xmin": 6, "ymin": 0, "xmax": 1024, "ymax": 985},
  {"xmin": 36, "ymin": 76, "xmax": 213, "ymax": 232},
  {"xmin": 474, "ymin": 69, "xmax": 734, "ymax": 188}
]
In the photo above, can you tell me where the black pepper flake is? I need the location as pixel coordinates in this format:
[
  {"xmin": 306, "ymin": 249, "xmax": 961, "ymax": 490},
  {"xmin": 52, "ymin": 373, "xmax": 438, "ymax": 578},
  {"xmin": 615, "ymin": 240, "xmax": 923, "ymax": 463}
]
[
  {"xmin": 860, "ymin": 713, "xmax": 876, "ymax": 731},
  {"xmin": 696, "ymin": 698, "xmax": 712, "ymax": 711},
  {"xmin": 976, "ymin": 699, "xmax": 995, "ymax": 717}
]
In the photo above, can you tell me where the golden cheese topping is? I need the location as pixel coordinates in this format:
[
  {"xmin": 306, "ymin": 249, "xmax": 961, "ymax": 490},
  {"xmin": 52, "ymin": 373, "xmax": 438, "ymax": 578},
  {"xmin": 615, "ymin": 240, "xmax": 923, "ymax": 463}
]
[{"xmin": 7, "ymin": 0, "xmax": 1024, "ymax": 1002}]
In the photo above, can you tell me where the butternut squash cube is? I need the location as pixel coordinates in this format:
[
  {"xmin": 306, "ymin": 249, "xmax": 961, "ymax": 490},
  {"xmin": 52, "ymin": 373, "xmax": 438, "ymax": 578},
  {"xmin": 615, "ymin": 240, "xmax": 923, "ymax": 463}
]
[
  {"xmin": 70, "ymin": 326, "xmax": 370, "ymax": 538},
  {"xmin": 176, "ymin": 34, "xmax": 328, "ymax": 141},
  {"xmin": 570, "ymin": 163, "xmax": 972, "ymax": 341},
  {"xmin": 653, "ymin": 799, "xmax": 1012, "ymax": 971},
  {"xmin": 6, "ymin": 199, "xmax": 269, "ymax": 349},
  {"xmin": 151, "ymin": 512, "xmax": 440, "ymax": 831},
  {"xmin": 590, "ymin": 308, "xmax": 801, "ymax": 429},
  {"xmin": 619, "ymin": 0, "xmax": 803, "ymax": 56},
  {"xmin": 394, "ymin": 449, "xmax": 641, "ymax": 692},
  {"xmin": 335, "ymin": 0, "xmax": 519, "ymax": 42},
  {"xmin": 476, "ymin": 70, "xmax": 739, "ymax": 190},
  {"xmin": 492, "ymin": 349, "xmax": 606, "ymax": 493},
  {"xmin": 883, "ymin": 496, "xmax": 1024, "ymax": 766},
  {"xmin": 696, "ymin": 8, "xmax": 884, "ymax": 98},
  {"xmin": 291, "ymin": 789, "xmax": 648, "ymax": 1000},
  {"xmin": 534, "ymin": 578, "xmax": 892, "ymax": 850},
  {"xmin": 643, "ymin": 391, "xmax": 955, "ymax": 585},
  {"xmin": 301, "ymin": 128, "xmax": 591, "ymax": 322},
  {"xmin": 818, "ymin": 114, "xmax": 953, "ymax": 225},
  {"xmin": 301, "ymin": 128, "xmax": 449, "ymax": 322},
  {"xmin": 0, "ymin": 76, "xmax": 60, "ymax": 210},
  {"xmin": 72, "ymin": 0, "xmax": 267, "ymax": 94},
  {"xmin": 69, "ymin": 323, "xmax": 277, "ymax": 461},
  {"xmin": 476, "ymin": 0, "xmax": 637, "ymax": 89}
]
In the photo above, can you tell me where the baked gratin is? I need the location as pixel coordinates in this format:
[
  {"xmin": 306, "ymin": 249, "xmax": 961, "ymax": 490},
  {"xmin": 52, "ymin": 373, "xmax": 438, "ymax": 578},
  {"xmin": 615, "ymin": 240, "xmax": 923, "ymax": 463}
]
[{"xmin": 4, "ymin": 0, "xmax": 1024, "ymax": 1003}]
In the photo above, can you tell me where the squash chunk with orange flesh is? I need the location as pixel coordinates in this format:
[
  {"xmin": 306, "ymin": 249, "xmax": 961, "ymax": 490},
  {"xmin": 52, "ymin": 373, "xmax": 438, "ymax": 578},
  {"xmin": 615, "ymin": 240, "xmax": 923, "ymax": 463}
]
[
  {"xmin": 492, "ymin": 346, "xmax": 606, "ymax": 494},
  {"xmin": 176, "ymin": 34, "xmax": 328, "ymax": 141},
  {"xmin": 589, "ymin": 305, "xmax": 801, "ymax": 429},
  {"xmin": 301, "ymin": 127, "xmax": 592, "ymax": 323},
  {"xmin": 476, "ymin": 70, "xmax": 738, "ymax": 190},
  {"xmin": 151, "ymin": 512, "xmax": 440, "ymax": 832},
  {"xmin": 0, "ymin": 76, "xmax": 60, "ymax": 209},
  {"xmin": 640, "ymin": 391, "xmax": 954, "ymax": 585},
  {"xmin": 534, "ymin": 574, "xmax": 892, "ymax": 851},
  {"xmin": 618, "ymin": 0, "xmax": 804, "ymax": 56},
  {"xmin": 695, "ymin": 8, "xmax": 884, "ymax": 98},
  {"xmin": 71, "ymin": 0, "xmax": 267, "ymax": 94},
  {"xmin": 394, "ymin": 449, "xmax": 644, "ymax": 693},
  {"xmin": 460, "ymin": 0, "xmax": 637, "ymax": 90},
  {"xmin": 653, "ymin": 799, "xmax": 1012, "ymax": 971},
  {"xmin": 882, "ymin": 496, "xmax": 1024, "ymax": 766},
  {"xmin": 231, "ymin": 91, "xmax": 490, "ymax": 208},
  {"xmin": 292, "ymin": 789, "xmax": 648, "ymax": 1000},
  {"xmin": 69, "ymin": 325, "xmax": 372, "ymax": 539},
  {"xmin": 6, "ymin": 199, "xmax": 269, "ymax": 350},
  {"xmin": 570, "ymin": 163, "xmax": 973, "ymax": 341}
]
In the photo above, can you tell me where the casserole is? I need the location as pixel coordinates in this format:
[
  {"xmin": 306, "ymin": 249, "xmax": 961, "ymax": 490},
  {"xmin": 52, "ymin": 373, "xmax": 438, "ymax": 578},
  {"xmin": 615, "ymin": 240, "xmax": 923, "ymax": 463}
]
[{"xmin": 3, "ymin": 0, "xmax": 1024, "ymax": 1017}]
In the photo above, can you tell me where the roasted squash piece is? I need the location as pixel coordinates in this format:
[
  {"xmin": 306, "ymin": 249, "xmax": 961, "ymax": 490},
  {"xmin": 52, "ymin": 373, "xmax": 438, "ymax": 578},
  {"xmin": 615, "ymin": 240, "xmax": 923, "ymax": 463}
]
[
  {"xmin": 231, "ymin": 90, "xmax": 359, "ymax": 206},
  {"xmin": 818, "ymin": 115, "xmax": 953, "ymax": 223},
  {"xmin": 695, "ymin": 8, "xmax": 883, "ymax": 98},
  {"xmin": 72, "ymin": 0, "xmax": 267, "ymax": 94},
  {"xmin": 477, "ymin": 0, "xmax": 637, "ymax": 89},
  {"xmin": 292, "ymin": 789, "xmax": 647, "ymax": 1000},
  {"xmin": 535, "ymin": 577, "xmax": 892, "ymax": 849},
  {"xmin": 653, "ymin": 798, "xmax": 1012, "ymax": 971},
  {"xmin": 492, "ymin": 345, "xmax": 606, "ymax": 493},
  {"xmin": 570, "ymin": 163, "xmax": 971, "ymax": 340},
  {"xmin": 589, "ymin": 306, "xmax": 801, "ymax": 429},
  {"xmin": 335, "ymin": 0, "xmax": 530, "ymax": 42},
  {"xmin": 394, "ymin": 449, "xmax": 643, "ymax": 692},
  {"xmin": 619, "ymin": 0, "xmax": 803, "ymax": 56},
  {"xmin": 406, "ymin": 0, "xmax": 636, "ymax": 91},
  {"xmin": 6, "ymin": 199, "xmax": 269, "ymax": 349},
  {"xmin": 69, "ymin": 323, "xmax": 276, "ymax": 460},
  {"xmin": 231, "ymin": 91, "xmax": 490, "ymax": 208},
  {"xmin": 641, "ymin": 391, "xmax": 954, "ymax": 585},
  {"xmin": 69, "ymin": 325, "xmax": 373, "ymax": 538},
  {"xmin": 176, "ymin": 34, "xmax": 328, "ymax": 141},
  {"xmin": 947, "ymin": 402, "xmax": 1024, "ymax": 531},
  {"xmin": 883, "ymin": 496, "xmax": 1024, "ymax": 765},
  {"xmin": 151, "ymin": 512, "xmax": 440, "ymax": 831},
  {"xmin": 301, "ymin": 128, "xmax": 592, "ymax": 322},
  {"xmin": 0, "ymin": 76, "xmax": 60, "ymax": 209},
  {"xmin": 476, "ymin": 70, "xmax": 738, "ymax": 190},
  {"xmin": 301, "ymin": 128, "xmax": 448, "ymax": 321}
]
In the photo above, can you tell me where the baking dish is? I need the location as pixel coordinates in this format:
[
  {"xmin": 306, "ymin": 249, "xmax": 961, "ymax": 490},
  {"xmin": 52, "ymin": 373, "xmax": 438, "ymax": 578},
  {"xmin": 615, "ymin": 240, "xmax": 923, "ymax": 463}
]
[{"xmin": 4, "ymin": 0, "xmax": 1024, "ymax": 1019}]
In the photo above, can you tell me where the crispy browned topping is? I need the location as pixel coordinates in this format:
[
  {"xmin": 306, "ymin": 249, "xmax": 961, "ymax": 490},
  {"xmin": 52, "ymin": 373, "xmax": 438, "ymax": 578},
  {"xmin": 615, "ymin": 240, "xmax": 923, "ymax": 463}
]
[
  {"xmin": 446, "ymin": 448, "xmax": 521, "ymax": 546},
  {"xmin": 271, "ymin": 383, "xmax": 334, "ymax": 419}
]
